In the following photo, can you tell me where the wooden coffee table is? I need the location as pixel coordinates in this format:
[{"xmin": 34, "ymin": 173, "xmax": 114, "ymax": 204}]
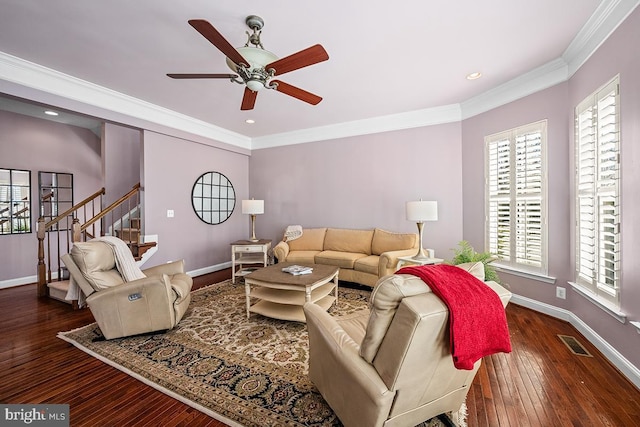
[{"xmin": 244, "ymin": 262, "xmax": 339, "ymax": 322}]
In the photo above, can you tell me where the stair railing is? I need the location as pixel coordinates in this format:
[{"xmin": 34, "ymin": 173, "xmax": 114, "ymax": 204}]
[
  {"xmin": 36, "ymin": 184, "xmax": 142, "ymax": 299},
  {"xmin": 73, "ymin": 183, "xmax": 141, "ymax": 248},
  {"xmin": 37, "ymin": 187, "xmax": 105, "ymax": 297}
]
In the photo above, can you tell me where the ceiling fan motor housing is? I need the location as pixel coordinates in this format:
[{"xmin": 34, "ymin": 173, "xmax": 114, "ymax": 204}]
[{"xmin": 226, "ymin": 47, "xmax": 278, "ymax": 90}]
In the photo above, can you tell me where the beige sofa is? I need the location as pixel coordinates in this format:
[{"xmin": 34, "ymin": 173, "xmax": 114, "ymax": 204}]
[
  {"xmin": 273, "ymin": 227, "xmax": 418, "ymax": 287},
  {"xmin": 304, "ymin": 267, "xmax": 512, "ymax": 426}
]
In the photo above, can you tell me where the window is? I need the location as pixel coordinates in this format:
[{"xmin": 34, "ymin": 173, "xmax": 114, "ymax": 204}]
[
  {"xmin": 39, "ymin": 171, "xmax": 74, "ymax": 231},
  {"xmin": 0, "ymin": 168, "xmax": 32, "ymax": 234},
  {"xmin": 574, "ymin": 76, "xmax": 620, "ymax": 307},
  {"xmin": 485, "ymin": 120, "xmax": 547, "ymax": 274}
]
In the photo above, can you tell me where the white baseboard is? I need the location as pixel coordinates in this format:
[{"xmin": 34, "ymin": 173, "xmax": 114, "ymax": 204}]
[
  {"xmin": 187, "ymin": 261, "xmax": 232, "ymax": 278},
  {"xmin": 0, "ymin": 275, "xmax": 37, "ymax": 289},
  {"xmin": 511, "ymin": 294, "xmax": 640, "ymax": 390}
]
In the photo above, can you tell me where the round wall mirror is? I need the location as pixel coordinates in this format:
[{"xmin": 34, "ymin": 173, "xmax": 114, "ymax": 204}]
[{"xmin": 191, "ymin": 171, "xmax": 236, "ymax": 224}]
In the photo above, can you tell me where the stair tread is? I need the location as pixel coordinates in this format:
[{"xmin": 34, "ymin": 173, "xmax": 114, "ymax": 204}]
[{"xmin": 48, "ymin": 280, "xmax": 70, "ymax": 291}]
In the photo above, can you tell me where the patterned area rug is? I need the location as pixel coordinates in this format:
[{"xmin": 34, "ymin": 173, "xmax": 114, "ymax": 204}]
[{"xmin": 59, "ymin": 280, "xmax": 462, "ymax": 427}]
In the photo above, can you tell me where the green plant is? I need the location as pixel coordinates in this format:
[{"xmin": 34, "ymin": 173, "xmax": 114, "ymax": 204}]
[{"xmin": 448, "ymin": 240, "xmax": 501, "ymax": 283}]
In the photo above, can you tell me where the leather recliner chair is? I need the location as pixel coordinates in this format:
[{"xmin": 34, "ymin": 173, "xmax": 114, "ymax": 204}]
[
  {"xmin": 61, "ymin": 240, "xmax": 193, "ymax": 340},
  {"xmin": 303, "ymin": 268, "xmax": 512, "ymax": 427}
]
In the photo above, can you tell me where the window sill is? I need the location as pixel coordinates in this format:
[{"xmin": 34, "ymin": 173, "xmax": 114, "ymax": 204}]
[
  {"xmin": 631, "ymin": 321, "xmax": 640, "ymax": 334},
  {"xmin": 493, "ymin": 264, "xmax": 556, "ymax": 284},
  {"xmin": 568, "ymin": 282, "xmax": 626, "ymax": 323}
]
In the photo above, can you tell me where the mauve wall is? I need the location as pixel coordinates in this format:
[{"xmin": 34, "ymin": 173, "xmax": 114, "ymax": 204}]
[
  {"xmin": 249, "ymin": 123, "xmax": 464, "ymax": 259},
  {"xmin": 103, "ymin": 123, "xmax": 141, "ymax": 206},
  {"xmin": 0, "ymin": 109, "xmax": 101, "ymax": 283},
  {"xmin": 462, "ymin": 7, "xmax": 640, "ymax": 368},
  {"xmin": 142, "ymin": 131, "xmax": 250, "ymax": 271}
]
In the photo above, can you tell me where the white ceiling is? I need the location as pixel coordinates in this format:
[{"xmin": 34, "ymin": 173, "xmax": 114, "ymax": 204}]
[{"xmin": 0, "ymin": 0, "xmax": 633, "ymax": 146}]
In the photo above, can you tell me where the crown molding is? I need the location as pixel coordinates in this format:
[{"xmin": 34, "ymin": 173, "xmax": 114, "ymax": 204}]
[
  {"xmin": 0, "ymin": 52, "xmax": 251, "ymax": 149},
  {"xmin": 460, "ymin": 58, "xmax": 569, "ymax": 120},
  {"xmin": 251, "ymin": 104, "xmax": 462, "ymax": 150},
  {"xmin": 563, "ymin": 0, "xmax": 640, "ymax": 77}
]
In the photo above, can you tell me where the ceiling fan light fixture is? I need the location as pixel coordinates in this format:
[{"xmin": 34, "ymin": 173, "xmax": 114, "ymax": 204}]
[
  {"xmin": 226, "ymin": 47, "xmax": 278, "ymax": 73},
  {"xmin": 246, "ymin": 79, "xmax": 264, "ymax": 92}
]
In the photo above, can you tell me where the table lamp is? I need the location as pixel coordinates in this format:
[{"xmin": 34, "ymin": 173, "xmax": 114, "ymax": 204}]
[
  {"xmin": 406, "ymin": 200, "xmax": 438, "ymax": 260},
  {"xmin": 242, "ymin": 199, "xmax": 264, "ymax": 242}
]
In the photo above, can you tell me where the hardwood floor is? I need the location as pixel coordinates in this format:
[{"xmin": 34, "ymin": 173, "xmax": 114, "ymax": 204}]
[{"xmin": 1, "ymin": 271, "xmax": 639, "ymax": 426}]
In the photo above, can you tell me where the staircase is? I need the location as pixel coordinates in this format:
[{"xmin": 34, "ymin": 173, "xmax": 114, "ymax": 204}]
[{"xmin": 37, "ymin": 183, "xmax": 156, "ymax": 308}]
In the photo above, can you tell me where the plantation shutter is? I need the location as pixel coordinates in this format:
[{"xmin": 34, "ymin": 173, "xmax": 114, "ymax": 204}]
[
  {"xmin": 575, "ymin": 77, "xmax": 620, "ymax": 305},
  {"xmin": 515, "ymin": 131, "xmax": 543, "ymax": 267},
  {"xmin": 486, "ymin": 121, "xmax": 546, "ymax": 273},
  {"xmin": 487, "ymin": 137, "xmax": 511, "ymax": 261}
]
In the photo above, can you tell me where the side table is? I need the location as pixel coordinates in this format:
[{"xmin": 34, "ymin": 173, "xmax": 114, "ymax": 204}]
[
  {"xmin": 231, "ymin": 239, "xmax": 272, "ymax": 284},
  {"xmin": 396, "ymin": 255, "xmax": 443, "ymax": 271}
]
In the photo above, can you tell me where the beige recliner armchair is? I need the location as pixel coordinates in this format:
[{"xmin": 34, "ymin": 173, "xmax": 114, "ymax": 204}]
[
  {"xmin": 303, "ymin": 268, "xmax": 512, "ymax": 427},
  {"xmin": 61, "ymin": 239, "xmax": 193, "ymax": 340}
]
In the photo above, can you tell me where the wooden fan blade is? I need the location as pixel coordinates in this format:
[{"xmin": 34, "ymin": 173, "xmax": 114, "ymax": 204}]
[
  {"xmin": 241, "ymin": 87, "xmax": 258, "ymax": 110},
  {"xmin": 265, "ymin": 44, "xmax": 329, "ymax": 76},
  {"xmin": 188, "ymin": 19, "xmax": 248, "ymax": 67},
  {"xmin": 167, "ymin": 73, "xmax": 238, "ymax": 79},
  {"xmin": 272, "ymin": 80, "xmax": 322, "ymax": 105}
]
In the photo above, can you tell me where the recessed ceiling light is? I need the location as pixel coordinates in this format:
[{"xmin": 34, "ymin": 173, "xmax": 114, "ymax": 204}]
[
  {"xmin": 466, "ymin": 72, "xmax": 482, "ymax": 80},
  {"xmin": 44, "ymin": 110, "xmax": 59, "ymax": 116},
  {"xmin": 245, "ymin": 119, "xmax": 255, "ymax": 124}
]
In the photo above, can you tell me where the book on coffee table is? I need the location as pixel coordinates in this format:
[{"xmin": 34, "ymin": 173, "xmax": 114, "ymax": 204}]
[{"xmin": 281, "ymin": 265, "xmax": 313, "ymax": 275}]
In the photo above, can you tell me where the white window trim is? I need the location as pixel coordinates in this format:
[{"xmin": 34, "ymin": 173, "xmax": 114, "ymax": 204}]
[
  {"xmin": 493, "ymin": 263, "xmax": 556, "ymax": 284},
  {"xmin": 484, "ymin": 120, "xmax": 548, "ymax": 275},
  {"xmin": 573, "ymin": 75, "xmax": 621, "ymax": 309},
  {"xmin": 568, "ymin": 281, "xmax": 626, "ymax": 323}
]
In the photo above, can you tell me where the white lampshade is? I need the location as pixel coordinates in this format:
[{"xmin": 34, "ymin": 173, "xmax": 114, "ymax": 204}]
[
  {"xmin": 406, "ymin": 201, "xmax": 438, "ymax": 222},
  {"xmin": 242, "ymin": 199, "xmax": 264, "ymax": 215}
]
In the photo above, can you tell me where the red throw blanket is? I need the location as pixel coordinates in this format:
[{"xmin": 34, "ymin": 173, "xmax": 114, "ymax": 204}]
[{"xmin": 397, "ymin": 264, "xmax": 511, "ymax": 370}]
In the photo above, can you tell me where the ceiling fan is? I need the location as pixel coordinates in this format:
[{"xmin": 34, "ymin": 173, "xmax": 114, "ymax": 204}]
[{"xmin": 167, "ymin": 16, "xmax": 329, "ymax": 111}]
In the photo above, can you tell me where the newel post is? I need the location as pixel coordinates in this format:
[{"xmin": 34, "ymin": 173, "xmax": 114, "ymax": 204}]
[
  {"xmin": 36, "ymin": 217, "xmax": 47, "ymax": 297},
  {"xmin": 72, "ymin": 218, "xmax": 81, "ymax": 243}
]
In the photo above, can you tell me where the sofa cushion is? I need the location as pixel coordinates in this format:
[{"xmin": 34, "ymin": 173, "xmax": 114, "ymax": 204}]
[
  {"xmin": 360, "ymin": 274, "xmax": 430, "ymax": 362},
  {"xmin": 335, "ymin": 309, "xmax": 369, "ymax": 344},
  {"xmin": 371, "ymin": 228, "xmax": 417, "ymax": 255},
  {"xmin": 315, "ymin": 251, "xmax": 367, "ymax": 269},
  {"xmin": 454, "ymin": 261, "xmax": 485, "ymax": 281},
  {"xmin": 288, "ymin": 228, "xmax": 327, "ymax": 251},
  {"xmin": 323, "ymin": 228, "xmax": 374, "ymax": 255},
  {"xmin": 286, "ymin": 250, "xmax": 320, "ymax": 265},
  {"xmin": 354, "ymin": 255, "xmax": 380, "ymax": 275},
  {"xmin": 70, "ymin": 241, "xmax": 124, "ymax": 291}
]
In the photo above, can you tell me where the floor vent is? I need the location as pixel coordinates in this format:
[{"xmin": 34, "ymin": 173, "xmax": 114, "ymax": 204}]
[{"xmin": 558, "ymin": 335, "xmax": 592, "ymax": 357}]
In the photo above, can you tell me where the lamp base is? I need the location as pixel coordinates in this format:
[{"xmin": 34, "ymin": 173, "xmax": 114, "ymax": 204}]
[
  {"xmin": 411, "ymin": 252, "xmax": 432, "ymax": 261},
  {"xmin": 248, "ymin": 214, "xmax": 259, "ymax": 242},
  {"xmin": 413, "ymin": 221, "xmax": 430, "ymax": 261}
]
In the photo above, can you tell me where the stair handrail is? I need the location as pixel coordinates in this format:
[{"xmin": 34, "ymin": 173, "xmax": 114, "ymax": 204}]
[
  {"xmin": 43, "ymin": 187, "xmax": 105, "ymax": 230},
  {"xmin": 78, "ymin": 183, "xmax": 141, "ymax": 233}
]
